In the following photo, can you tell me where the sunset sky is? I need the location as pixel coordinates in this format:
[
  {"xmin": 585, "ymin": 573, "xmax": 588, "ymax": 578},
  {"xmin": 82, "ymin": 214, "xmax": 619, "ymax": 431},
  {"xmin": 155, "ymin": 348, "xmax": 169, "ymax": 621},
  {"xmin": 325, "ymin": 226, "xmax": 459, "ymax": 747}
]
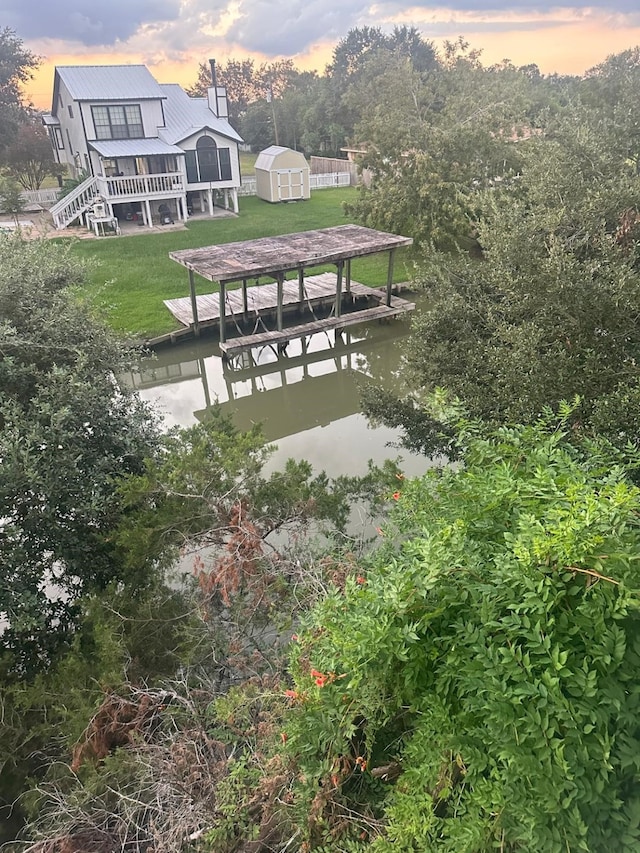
[{"xmin": 8, "ymin": 1, "xmax": 640, "ymax": 110}]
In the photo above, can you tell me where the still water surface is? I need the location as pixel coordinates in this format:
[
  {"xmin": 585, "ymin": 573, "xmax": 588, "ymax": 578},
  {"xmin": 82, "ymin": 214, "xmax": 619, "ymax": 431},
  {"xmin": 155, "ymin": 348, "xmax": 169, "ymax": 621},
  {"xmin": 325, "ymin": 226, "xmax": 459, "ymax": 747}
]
[{"xmin": 123, "ymin": 305, "xmax": 429, "ymax": 478}]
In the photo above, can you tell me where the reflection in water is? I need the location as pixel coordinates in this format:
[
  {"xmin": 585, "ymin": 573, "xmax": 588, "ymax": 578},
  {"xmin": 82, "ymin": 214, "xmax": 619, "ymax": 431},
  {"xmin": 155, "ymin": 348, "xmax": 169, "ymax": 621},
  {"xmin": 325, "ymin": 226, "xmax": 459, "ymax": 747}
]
[{"xmin": 122, "ymin": 313, "xmax": 429, "ymax": 477}]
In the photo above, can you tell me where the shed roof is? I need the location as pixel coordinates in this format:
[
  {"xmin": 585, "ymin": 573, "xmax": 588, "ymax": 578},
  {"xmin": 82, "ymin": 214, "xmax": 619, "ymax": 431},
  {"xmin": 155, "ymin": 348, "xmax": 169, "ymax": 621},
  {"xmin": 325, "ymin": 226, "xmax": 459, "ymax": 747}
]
[
  {"xmin": 169, "ymin": 225, "xmax": 413, "ymax": 284},
  {"xmin": 89, "ymin": 138, "xmax": 184, "ymax": 158},
  {"xmin": 158, "ymin": 84, "xmax": 243, "ymax": 145},
  {"xmin": 255, "ymin": 145, "xmax": 308, "ymax": 171},
  {"xmin": 54, "ymin": 65, "xmax": 165, "ymax": 104}
]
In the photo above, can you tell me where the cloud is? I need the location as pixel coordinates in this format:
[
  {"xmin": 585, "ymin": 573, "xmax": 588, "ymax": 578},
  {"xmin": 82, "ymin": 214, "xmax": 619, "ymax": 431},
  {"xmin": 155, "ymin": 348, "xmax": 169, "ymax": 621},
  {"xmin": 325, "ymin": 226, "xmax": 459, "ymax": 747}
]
[
  {"xmin": 11, "ymin": 0, "xmax": 640, "ymax": 75},
  {"xmin": 393, "ymin": 0, "xmax": 640, "ymax": 8},
  {"xmin": 225, "ymin": 0, "xmax": 371, "ymax": 54},
  {"xmin": 4, "ymin": 0, "xmax": 181, "ymax": 46}
]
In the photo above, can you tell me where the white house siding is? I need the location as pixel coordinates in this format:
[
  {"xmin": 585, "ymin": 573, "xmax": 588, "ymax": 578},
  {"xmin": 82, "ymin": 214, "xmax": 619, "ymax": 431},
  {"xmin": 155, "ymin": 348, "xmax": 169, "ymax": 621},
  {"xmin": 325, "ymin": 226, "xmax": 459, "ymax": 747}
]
[
  {"xmin": 56, "ymin": 80, "xmax": 90, "ymax": 176},
  {"xmin": 79, "ymin": 98, "xmax": 164, "ymax": 145},
  {"xmin": 179, "ymin": 131, "xmax": 241, "ymax": 190}
]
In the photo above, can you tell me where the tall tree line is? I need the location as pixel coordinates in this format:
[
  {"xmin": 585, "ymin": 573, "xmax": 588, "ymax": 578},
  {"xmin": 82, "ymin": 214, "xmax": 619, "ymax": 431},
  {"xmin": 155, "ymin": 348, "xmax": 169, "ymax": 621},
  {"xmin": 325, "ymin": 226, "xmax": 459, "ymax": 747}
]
[{"xmin": 188, "ymin": 26, "xmax": 438, "ymax": 156}]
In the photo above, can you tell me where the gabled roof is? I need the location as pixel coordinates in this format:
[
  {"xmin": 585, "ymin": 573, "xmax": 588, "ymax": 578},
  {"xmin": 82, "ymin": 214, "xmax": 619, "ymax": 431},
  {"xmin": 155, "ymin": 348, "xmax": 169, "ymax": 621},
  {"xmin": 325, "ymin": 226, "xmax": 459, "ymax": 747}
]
[
  {"xmin": 89, "ymin": 139, "xmax": 183, "ymax": 158},
  {"xmin": 53, "ymin": 65, "xmax": 165, "ymax": 111},
  {"xmin": 158, "ymin": 84, "xmax": 242, "ymax": 145},
  {"xmin": 255, "ymin": 146, "xmax": 307, "ymax": 171}
]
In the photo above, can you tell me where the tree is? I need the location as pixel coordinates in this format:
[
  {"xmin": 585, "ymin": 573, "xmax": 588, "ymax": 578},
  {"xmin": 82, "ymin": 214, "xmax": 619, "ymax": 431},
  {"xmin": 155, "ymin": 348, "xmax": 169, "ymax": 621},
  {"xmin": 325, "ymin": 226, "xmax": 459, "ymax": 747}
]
[
  {"xmin": 325, "ymin": 25, "xmax": 434, "ymax": 85},
  {"xmin": 284, "ymin": 407, "xmax": 640, "ymax": 851},
  {"xmin": 323, "ymin": 26, "xmax": 438, "ymax": 150},
  {"xmin": 0, "ymin": 177, "xmax": 26, "ymax": 224},
  {"xmin": 344, "ymin": 44, "xmax": 556, "ymax": 251},
  {"xmin": 0, "ymin": 235, "xmax": 160, "ymax": 673},
  {"xmin": 581, "ymin": 48, "xmax": 640, "ymax": 172},
  {"xmin": 2, "ymin": 122, "xmax": 60, "ymax": 190},
  {"xmin": 13, "ymin": 406, "xmax": 400, "ymax": 850},
  {"xmin": 0, "ymin": 28, "xmax": 39, "ymax": 151},
  {"xmin": 363, "ymin": 98, "xmax": 640, "ymax": 453}
]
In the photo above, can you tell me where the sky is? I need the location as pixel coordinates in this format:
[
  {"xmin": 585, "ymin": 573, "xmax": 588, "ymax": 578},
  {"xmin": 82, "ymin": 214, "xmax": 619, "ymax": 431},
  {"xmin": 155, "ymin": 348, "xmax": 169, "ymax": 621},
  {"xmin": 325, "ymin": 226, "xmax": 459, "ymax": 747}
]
[{"xmin": 9, "ymin": 0, "xmax": 640, "ymax": 110}]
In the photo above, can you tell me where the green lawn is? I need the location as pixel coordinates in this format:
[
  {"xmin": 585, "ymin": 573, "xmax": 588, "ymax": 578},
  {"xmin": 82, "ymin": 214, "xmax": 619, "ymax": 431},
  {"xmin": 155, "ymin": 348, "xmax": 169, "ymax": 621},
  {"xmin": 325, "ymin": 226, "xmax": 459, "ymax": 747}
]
[
  {"xmin": 70, "ymin": 188, "xmax": 414, "ymax": 339},
  {"xmin": 239, "ymin": 151, "xmax": 257, "ymax": 175}
]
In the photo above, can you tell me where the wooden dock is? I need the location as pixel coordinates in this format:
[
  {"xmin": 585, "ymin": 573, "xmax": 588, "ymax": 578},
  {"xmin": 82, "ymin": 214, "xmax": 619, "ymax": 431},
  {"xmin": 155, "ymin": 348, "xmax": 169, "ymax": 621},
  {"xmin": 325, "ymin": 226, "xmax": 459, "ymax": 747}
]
[{"xmin": 163, "ymin": 273, "xmax": 414, "ymax": 354}]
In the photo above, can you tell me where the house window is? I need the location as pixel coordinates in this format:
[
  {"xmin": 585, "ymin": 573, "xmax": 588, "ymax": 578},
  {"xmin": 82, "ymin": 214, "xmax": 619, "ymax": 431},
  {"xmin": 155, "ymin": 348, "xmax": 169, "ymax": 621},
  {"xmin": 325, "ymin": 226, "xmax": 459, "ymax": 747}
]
[
  {"xmin": 91, "ymin": 104, "xmax": 144, "ymax": 140},
  {"xmin": 54, "ymin": 128, "xmax": 64, "ymax": 149},
  {"xmin": 68, "ymin": 104, "xmax": 74, "ymax": 118},
  {"xmin": 185, "ymin": 137, "xmax": 233, "ymax": 184},
  {"xmin": 102, "ymin": 158, "xmax": 118, "ymax": 177}
]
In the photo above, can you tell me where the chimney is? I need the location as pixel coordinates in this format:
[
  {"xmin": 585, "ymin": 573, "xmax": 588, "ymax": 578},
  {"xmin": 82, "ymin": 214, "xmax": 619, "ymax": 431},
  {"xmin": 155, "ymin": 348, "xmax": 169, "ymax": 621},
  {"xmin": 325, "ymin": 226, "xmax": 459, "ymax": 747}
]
[{"xmin": 207, "ymin": 58, "xmax": 228, "ymax": 119}]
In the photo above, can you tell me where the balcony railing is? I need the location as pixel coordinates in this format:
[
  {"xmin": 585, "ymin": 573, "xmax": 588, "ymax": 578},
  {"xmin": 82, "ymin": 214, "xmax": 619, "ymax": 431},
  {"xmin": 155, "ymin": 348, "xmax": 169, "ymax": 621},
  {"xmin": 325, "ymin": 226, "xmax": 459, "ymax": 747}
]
[{"xmin": 96, "ymin": 173, "xmax": 185, "ymax": 200}]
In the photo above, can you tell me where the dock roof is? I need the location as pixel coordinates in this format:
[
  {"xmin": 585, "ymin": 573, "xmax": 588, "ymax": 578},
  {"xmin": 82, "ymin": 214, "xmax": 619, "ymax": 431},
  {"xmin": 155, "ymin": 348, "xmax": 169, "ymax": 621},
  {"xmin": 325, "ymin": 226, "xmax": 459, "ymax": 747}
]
[{"xmin": 169, "ymin": 225, "xmax": 413, "ymax": 284}]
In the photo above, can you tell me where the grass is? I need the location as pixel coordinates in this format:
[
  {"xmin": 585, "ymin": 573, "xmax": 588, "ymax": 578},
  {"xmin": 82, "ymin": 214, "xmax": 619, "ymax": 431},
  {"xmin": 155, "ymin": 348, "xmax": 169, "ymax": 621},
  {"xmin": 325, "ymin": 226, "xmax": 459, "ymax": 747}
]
[
  {"xmin": 239, "ymin": 151, "xmax": 258, "ymax": 175},
  {"xmin": 69, "ymin": 188, "xmax": 415, "ymax": 339}
]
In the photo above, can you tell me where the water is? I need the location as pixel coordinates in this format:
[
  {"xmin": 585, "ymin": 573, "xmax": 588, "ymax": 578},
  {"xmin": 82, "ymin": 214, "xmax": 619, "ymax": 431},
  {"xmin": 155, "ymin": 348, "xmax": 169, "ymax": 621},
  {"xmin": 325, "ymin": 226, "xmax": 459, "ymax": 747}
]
[{"xmin": 123, "ymin": 308, "xmax": 430, "ymax": 479}]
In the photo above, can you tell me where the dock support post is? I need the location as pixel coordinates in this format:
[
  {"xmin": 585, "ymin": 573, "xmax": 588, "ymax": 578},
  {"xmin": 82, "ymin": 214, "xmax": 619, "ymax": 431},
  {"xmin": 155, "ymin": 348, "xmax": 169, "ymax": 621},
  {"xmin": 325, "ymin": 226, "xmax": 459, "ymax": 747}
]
[
  {"xmin": 276, "ymin": 272, "xmax": 284, "ymax": 331},
  {"xmin": 386, "ymin": 249, "xmax": 396, "ymax": 307},
  {"xmin": 242, "ymin": 278, "xmax": 248, "ymax": 317},
  {"xmin": 219, "ymin": 281, "xmax": 227, "ymax": 344},
  {"xmin": 298, "ymin": 267, "xmax": 304, "ymax": 306},
  {"xmin": 335, "ymin": 260, "xmax": 344, "ymax": 318},
  {"xmin": 345, "ymin": 258, "xmax": 351, "ymax": 295},
  {"xmin": 198, "ymin": 357, "xmax": 212, "ymax": 409},
  {"xmin": 188, "ymin": 269, "xmax": 200, "ymax": 337}
]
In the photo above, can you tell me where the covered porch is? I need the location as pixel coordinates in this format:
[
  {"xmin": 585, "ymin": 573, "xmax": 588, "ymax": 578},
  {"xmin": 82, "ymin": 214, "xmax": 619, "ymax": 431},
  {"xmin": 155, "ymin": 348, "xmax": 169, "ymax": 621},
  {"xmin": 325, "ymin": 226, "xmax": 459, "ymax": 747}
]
[{"xmin": 89, "ymin": 138, "xmax": 188, "ymax": 227}]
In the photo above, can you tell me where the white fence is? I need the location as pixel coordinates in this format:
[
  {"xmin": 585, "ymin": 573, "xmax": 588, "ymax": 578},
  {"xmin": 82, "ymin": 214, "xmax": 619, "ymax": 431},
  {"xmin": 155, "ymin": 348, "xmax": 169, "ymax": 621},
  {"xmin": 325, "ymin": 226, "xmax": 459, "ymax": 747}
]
[
  {"xmin": 22, "ymin": 172, "xmax": 352, "ymax": 208},
  {"xmin": 238, "ymin": 176, "xmax": 257, "ymax": 196},
  {"xmin": 21, "ymin": 188, "xmax": 60, "ymax": 207},
  {"xmin": 239, "ymin": 171, "xmax": 350, "ymax": 197},
  {"xmin": 311, "ymin": 172, "xmax": 351, "ymax": 189}
]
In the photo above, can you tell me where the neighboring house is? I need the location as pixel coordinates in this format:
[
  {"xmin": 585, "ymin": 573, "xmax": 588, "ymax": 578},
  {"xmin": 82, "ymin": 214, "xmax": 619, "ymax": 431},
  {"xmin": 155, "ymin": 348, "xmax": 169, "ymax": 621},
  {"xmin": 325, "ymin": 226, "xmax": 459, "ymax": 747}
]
[{"xmin": 43, "ymin": 61, "xmax": 243, "ymax": 229}]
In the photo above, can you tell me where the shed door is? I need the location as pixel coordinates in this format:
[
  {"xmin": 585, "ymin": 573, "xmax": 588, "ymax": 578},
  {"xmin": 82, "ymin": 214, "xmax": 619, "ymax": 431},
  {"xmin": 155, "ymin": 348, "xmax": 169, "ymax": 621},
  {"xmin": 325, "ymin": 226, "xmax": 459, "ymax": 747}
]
[{"xmin": 277, "ymin": 169, "xmax": 303, "ymax": 201}]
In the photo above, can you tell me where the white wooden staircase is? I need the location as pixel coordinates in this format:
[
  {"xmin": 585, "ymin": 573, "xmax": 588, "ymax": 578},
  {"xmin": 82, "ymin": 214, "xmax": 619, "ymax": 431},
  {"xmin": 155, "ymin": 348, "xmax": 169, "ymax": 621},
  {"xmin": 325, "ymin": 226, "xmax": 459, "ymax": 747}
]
[{"xmin": 49, "ymin": 176, "xmax": 99, "ymax": 229}]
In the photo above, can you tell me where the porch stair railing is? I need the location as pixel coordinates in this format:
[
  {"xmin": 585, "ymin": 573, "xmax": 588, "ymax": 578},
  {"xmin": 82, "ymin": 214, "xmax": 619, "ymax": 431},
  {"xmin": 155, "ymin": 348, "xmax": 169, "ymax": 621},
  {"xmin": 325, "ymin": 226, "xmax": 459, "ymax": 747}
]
[{"xmin": 49, "ymin": 176, "xmax": 99, "ymax": 229}]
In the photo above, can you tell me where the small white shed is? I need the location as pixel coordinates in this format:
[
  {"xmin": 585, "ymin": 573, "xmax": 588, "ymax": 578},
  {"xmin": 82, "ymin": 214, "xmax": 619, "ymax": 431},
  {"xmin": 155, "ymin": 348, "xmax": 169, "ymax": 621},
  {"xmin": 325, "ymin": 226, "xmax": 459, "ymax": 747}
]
[{"xmin": 255, "ymin": 146, "xmax": 310, "ymax": 202}]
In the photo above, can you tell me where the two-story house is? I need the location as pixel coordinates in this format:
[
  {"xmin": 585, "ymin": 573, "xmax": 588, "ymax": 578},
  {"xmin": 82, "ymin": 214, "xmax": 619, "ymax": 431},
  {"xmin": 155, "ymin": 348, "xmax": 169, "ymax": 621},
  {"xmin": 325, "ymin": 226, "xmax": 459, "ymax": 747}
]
[{"xmin": 43, "ymin": 61, "xmax": 243, "ymax": 230}]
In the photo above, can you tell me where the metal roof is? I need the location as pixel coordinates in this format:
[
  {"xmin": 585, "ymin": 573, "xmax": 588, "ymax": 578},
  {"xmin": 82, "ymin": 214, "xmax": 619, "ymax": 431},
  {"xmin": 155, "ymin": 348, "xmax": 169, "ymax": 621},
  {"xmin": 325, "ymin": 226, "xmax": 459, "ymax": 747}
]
[
  {"xmin": 159, "ymin": 84, "xmax": 242, "ymax": 145},
  {"xmin": 170, "ymin": 225, "xmax": 413, "ymax": 284},
  {"xmin": 55, "ymin": 65, "xmax": 165, "ymax": 103},
  {"xmin": 89, "ymin": 138, "xmax": 184, "ymax": 158},
  {"xmin": 42, "ymin": 114, "xmax": 60, "ymax": 126},
  {"xmin": 255, "ymin": 145, "xmax": 307, "ymax": 171}
]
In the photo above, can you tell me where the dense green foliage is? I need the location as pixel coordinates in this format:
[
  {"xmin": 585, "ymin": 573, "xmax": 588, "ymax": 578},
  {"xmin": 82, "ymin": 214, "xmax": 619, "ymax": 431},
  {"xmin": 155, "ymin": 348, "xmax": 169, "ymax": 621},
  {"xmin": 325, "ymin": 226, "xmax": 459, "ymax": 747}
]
[
  {"xmin": 284, "ymin": 409, "xmax": 640, "ymax": 851},
  {"xmin": 6, "ymin": 30, "xmax": 640, "ymax": 853},
  {"xmin": 2, "ymin": 121, "xmax": 60, "ymax": 190},
  {"xmin": 0, "ymin": 235, "xmax": 179, "ymax": 840},
  {"xmin": 0, "ymin": 236, "xmax": 160, "ymax": 672},
  {"xmin": 345, "ymin": 40, "xmax": 572, "ymax": 251},
  {"xmin": 0, "ymin": 27, "xmax": 38, "ymax": 151},
  {"xmin": 362, "ymin": 48, "xmax": 640, "ymax": 454}
]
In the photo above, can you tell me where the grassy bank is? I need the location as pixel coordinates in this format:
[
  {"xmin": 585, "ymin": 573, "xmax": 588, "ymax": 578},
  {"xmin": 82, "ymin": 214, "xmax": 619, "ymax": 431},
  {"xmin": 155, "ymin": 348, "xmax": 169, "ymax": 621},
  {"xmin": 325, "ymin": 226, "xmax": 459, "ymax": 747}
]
[{"xmin": 70, "ymin": 188, "xmax": 414, "ymax": 339}]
